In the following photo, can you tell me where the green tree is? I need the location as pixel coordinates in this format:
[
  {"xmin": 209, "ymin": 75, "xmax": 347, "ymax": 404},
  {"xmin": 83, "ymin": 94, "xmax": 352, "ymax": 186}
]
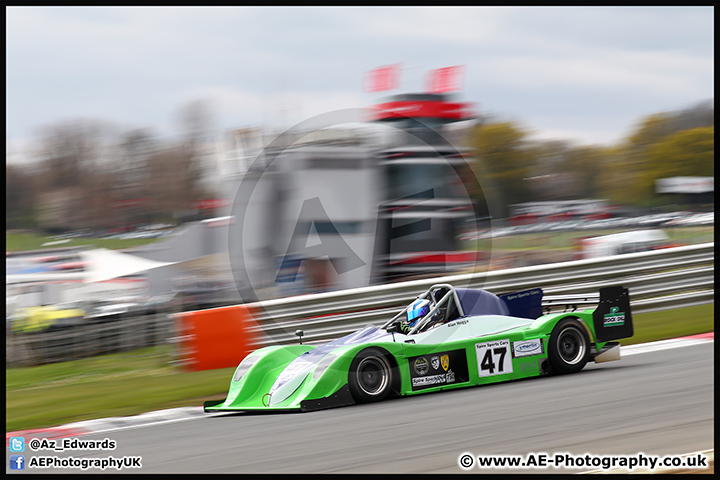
[
  {"xmin": 595, "ymin": 144, "xmax": 634, "ymax": 205},
  {"xmin": 637, "ymin": 126, "xmax": 715, "ymax": 198},
  {"xmin": 618, "ymin": 113, "xmax": 672, "ymax": 204},
  {"xmin": 647, "ymin": 126, "xmax": 714, "ymax": 177},
  {"xmin": 561, "ymin": 145, "xmax": 614, "ymax": 200},
  {"xmin": 616, "ymin": 106, "xmax": 713, "ymax": 206},
  {"xmin": 525, "ymin": 140, "xmax": 611, "ymax": 202},
  {"xmin": 469, "ymin": 121, "xmax": 534, "ymax": 218}
]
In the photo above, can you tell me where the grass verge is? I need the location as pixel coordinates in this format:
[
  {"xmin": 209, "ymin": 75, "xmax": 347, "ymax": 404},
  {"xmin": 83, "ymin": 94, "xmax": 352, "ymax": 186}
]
[
  {"xmin": 5, "ymin": 303, "xmax": 714, "ymax": 433},
  {"xmin": 6, "ymin": 232, "xmax": 161, "ymax": 252},
  {"xmin": 618, "ymin": 303, "xmax": 714, "ymax": 346}
]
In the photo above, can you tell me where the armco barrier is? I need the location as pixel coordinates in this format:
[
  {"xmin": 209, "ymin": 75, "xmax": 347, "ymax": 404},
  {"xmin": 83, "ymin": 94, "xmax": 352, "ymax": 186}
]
[
  {"xmin": 171, "ymin": 243, "xmax": 713, "ymax": 370},
  {"xmin": 172, "ymin": 304, "xmax": 258, "ymax": 371},
  {"xmin": 7, "ymin": 243, "xmax": 712, "ymax": 369},
  {"xmin": 6, "ymin": 312, "xmax": 175, "ymax": 368},
  {"xmin": 244, "ymin": 242, "xmax": 714, "ymax": 347}
]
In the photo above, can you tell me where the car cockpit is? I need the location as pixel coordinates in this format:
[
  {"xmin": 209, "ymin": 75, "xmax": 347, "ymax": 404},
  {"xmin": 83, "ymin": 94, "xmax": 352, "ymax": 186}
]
[{"xmin": 383, "ymin": 284, "xmax": 465, "ymax": 335}]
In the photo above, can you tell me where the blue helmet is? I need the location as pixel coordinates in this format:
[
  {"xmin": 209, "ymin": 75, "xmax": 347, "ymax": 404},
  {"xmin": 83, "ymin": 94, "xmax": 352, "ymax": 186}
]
[{"xmin": 406, "ymin": 299, "xmax": 431, "ymax": 328}]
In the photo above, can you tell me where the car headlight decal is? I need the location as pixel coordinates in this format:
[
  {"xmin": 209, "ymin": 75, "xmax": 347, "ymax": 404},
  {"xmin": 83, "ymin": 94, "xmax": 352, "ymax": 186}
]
[{"xmin": 233, "ymin": 355, "xmax": 260, "ymax": 382}]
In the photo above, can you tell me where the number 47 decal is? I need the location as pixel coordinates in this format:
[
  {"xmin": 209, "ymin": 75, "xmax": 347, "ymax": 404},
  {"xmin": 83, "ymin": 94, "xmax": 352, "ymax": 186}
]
[{"xmin": 476, "ymin": 339, "xmax": 513, "ymax": 377}]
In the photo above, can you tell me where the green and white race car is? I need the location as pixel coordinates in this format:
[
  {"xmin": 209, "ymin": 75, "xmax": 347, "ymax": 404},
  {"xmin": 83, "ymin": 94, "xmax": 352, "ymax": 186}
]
[{"xmin": 204, "ymin": 283, "xmax": 633, "ymax": 413}]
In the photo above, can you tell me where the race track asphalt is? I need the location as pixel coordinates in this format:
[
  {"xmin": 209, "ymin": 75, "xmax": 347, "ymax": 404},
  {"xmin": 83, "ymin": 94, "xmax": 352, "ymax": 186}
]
[{"xmin": 6, "ymin": 341, "xmax": 713, "ymax": 474}]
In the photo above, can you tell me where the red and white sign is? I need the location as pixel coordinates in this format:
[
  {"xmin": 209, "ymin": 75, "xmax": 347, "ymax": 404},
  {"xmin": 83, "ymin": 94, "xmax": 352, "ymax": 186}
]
[
  {"xmin": 427, "ymin": 65, "xmax": 465, "ymax": 94},
  {"xmin": 365, "ymin": 64, "xmax": 400, "ymax": 92},
  {"xmin": 656, "ymin": 176, "xmax": 714, "ymax": 194},
  {"xmin": 369, "ymin": 100, "xmax": 475, "ymax": 121}
]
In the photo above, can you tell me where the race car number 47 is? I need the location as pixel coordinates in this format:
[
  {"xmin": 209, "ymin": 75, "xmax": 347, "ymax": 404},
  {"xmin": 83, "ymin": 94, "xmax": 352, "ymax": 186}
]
[{"xmin": 476, "ymin": 339, "xmax": 513, "ymax": 377}]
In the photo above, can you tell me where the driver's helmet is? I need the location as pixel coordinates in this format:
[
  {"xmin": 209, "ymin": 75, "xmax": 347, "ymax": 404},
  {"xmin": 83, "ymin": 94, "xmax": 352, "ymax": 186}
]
[{"xmin": 405, "ymin": 298, "xmax": 431, "ymax": 330}]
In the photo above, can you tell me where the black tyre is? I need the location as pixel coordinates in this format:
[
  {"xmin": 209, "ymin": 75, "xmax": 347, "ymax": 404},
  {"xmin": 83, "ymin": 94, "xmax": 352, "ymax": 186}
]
[
  {"xmin": 348, "ymin": 348, "xmax": 393, "ymax": 403},
  {"xmin": 548, "ymin": 318, "xmax": 590, "ymax": 374}
]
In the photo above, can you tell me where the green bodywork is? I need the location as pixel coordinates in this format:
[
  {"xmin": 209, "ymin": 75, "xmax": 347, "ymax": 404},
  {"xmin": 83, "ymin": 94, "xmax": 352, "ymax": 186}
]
[
  {"xmin": 206, "ymin": 312, "xmax": 608, "ymax": 413},
  {"xmin": 205, "ymin": 285, "xmax": 632, "ymax": 413}
]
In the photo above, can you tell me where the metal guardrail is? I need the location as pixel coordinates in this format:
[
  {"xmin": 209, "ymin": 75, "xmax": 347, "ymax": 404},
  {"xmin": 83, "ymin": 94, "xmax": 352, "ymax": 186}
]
[
  {"xmin": 6, "ymin": 313, "xmax": 176, "ymax": 368},
  {"xmin": 6, "ymin": 243, "xmax": 713, "ymax": 366},
  {"xmin": 248, "ymin": 242, "xmax": 715, "ymax": 347}
]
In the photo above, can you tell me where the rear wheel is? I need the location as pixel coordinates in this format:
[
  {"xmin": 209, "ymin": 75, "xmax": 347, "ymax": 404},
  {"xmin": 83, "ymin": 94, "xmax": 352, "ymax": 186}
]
[
  {"xmin": 548, "ymin": 318, "xmax": 590, "ymax": 374},
  {"xmin": 348, "ymin": 348, "xmax": 393, "ymax": 403}
]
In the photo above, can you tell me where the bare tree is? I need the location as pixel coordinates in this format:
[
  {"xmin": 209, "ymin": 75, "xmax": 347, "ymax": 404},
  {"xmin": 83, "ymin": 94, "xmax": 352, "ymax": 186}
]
[
  {"xmin": 6, "ymin": 163, "xmax": 40, "ymax": 229},
  {"xmin": 35, "ymin": 120, "xmax": 110, "ymax": 189}
]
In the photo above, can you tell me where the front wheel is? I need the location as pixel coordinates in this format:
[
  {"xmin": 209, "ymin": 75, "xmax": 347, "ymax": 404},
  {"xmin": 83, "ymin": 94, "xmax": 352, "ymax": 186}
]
[
  {"xmin": 348, "ymin": 348, "xmax": 393, "ymax": 403},
  {"xmin": 548, "ymin": 318, "xmax": 590, "ymax": 374}
]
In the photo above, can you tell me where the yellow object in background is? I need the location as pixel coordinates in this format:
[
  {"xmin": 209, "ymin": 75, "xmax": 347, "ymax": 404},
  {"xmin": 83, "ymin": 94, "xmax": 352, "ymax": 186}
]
[{"xmin": 12, "ymin": 305, "xmax": 85, "ymax": 333}]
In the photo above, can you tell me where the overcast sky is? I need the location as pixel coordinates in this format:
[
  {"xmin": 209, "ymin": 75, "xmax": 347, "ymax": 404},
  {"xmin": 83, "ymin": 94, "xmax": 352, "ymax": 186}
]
[{"xmin": 6, "ymin": 6, "xmax": 714, "ymax": 163}]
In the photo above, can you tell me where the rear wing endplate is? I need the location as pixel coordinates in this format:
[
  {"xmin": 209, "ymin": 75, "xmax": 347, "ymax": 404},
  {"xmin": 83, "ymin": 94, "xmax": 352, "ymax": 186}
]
[{"xmin": 592, "ymin": 286, "xmax": 633, "ymax": 342}]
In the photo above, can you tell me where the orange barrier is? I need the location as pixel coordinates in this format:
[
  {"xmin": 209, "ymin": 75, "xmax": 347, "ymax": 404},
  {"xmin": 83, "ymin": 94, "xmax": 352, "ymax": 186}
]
[{"xmin": 173, "ymin": 304, "xmax": 260, "ymax": 372}]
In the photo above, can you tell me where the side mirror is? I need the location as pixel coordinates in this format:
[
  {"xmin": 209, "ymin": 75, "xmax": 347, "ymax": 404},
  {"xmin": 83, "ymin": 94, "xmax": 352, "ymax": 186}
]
[
  {"xmin": 386, "ymin": 323, "xmax": 400, "ymax": 342},
  {"xmin": 295, "ymin": 329, "xmax": 304, "ymax": 345}
]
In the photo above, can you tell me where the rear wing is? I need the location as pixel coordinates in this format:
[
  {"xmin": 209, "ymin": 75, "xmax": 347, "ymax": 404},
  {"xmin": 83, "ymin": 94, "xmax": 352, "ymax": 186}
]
[
  {"xmin": 501, "ymin": 286, "xmax": 634, "ymax": 343},
  {"xmin": 591, "ymin": 286, "xmax": 633, "ymax": 342},
  {"xmin": 498, "ymin": 288, "xmax": 543, "ymax": 319},
  {"xmin": 542, "ymin": 292, "xmax": 600, "ymax": 314}
]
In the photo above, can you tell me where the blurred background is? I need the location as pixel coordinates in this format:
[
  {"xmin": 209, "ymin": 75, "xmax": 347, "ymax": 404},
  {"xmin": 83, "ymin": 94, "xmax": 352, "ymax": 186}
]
[{"xmin": 6, "ymin": 7, "xmax": 714, "ymax": 368}]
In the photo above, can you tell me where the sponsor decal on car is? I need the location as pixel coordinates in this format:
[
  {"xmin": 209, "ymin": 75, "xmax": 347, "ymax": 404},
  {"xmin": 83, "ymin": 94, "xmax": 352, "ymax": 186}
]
[
  {"xmin": 408, "ymin": 349, "xmax": 468, "ymax": 391},
  {"xmin": 519, "ymin": 360, "xmax": 539, "ymax": 371},
  {"xmin": 604, "ymin": 306, "xmax": 625, "ymax": 327},
  {"xmin": 411, "ymin": 369, "xmax": 458, "ymax": 388},
  {"xmin": 447, "ymin": 319, "xmax": 469, "ymax": 328},
  {"xmin": 412, "ymin": 374, "xmax": 445, "ymax": 387},
  {"xmin": 512, "ymin": 339, "xmax": 543, "ymax": 358},
  {"xmin": 431, "ymin": 356, "xmax": 440, "ymax": 371},
  {"xmin": 414, "ymin": 357, "xmax": 429, "ymax": 375},
  {"xmin": 476, "ymin": 339, "xmax": 513, "ymax": 377},
  {"xmin": 501, "ymin": 288, "xmax": 542, "ymax": 302}
]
